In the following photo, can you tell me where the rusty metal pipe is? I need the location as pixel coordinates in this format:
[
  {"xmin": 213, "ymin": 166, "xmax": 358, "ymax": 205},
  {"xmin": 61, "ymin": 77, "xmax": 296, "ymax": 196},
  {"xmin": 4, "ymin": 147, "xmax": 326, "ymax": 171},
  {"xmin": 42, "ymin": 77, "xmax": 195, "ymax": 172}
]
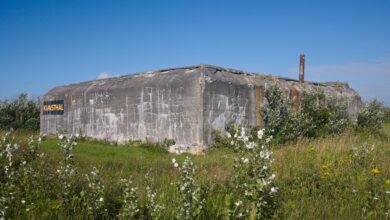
[{"xmin": 299, "ymin": 54, "xmax": 305, "ymax": 83}]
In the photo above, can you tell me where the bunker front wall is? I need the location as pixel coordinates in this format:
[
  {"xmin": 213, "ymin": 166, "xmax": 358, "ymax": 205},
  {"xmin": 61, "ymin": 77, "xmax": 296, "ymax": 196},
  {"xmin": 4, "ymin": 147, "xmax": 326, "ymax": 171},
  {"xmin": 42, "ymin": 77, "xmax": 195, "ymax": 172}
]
[{"xmin": 40, "ymin": 70, "xmax": 204, "ymax": 146}]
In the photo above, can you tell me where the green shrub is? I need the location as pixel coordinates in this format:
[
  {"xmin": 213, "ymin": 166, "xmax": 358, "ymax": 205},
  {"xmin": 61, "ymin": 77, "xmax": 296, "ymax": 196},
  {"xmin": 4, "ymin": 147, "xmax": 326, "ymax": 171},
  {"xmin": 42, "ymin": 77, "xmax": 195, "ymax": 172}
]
[
  {"xmin": 263, "ymin": 84, "xmax": 293, "ymax": 143},
  {"xmin": 0, "ymin": 94, "xmax": 40, "ymax": 131},
  {"xmin": 162, "ymin": 138, "xmax": 175, "ymax": 149},
  {"xmin": 356, "ymin": 99, "xmax": 385, "ymax": 132},
  {"xmin": 211, "ymin": 123, "xmax": 238, "ymax": 149},
  {"xmin": 262, "ymin": 84, "xmax": 350, "ymax": 144}
]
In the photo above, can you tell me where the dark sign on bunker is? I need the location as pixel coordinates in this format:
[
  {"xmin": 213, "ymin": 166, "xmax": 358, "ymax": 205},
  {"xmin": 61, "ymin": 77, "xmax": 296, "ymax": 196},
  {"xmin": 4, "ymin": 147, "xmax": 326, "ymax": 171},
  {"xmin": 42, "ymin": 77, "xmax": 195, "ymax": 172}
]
[{"xmin": 42, "ymin": 100, "xmax": 65, "ymax": 115}]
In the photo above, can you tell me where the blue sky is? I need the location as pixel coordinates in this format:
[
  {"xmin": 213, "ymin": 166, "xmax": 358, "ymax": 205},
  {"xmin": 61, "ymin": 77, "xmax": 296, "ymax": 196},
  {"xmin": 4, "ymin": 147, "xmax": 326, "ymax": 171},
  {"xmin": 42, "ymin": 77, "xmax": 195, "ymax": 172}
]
[{"xmin": 1, "ymin": 0, "xmax": 389, "ymax": 105}]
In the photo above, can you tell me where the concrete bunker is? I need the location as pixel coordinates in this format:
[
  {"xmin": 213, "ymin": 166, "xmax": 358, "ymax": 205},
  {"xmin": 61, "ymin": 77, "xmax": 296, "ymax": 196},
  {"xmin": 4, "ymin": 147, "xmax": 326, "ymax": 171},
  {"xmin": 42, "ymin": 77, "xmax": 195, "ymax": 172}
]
[{"xmin": 40, "ymin": 64, "xmax": 363, "ymax": 152}]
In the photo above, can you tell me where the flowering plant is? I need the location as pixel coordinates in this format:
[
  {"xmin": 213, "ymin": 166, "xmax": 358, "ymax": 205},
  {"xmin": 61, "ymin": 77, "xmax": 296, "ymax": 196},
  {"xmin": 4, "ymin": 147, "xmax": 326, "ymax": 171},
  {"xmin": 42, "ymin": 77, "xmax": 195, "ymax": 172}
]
[
  {"xmin": 172, "ymin": 157, "xmax": 205, "ymax": 219},
  {"xmin": 81, "ymin": 167, "xmax": 106, "ymax": 218},
  {"xmin": 225, "ymin": 126, "xmax": 277, "ymax": 219},
  {"xmin": 118, "ymin": 177, "xmax": 140, "ymax": 219},
  {"xmin": 57, "ymin": 134, "xmax": 77, "ymax": 213}
]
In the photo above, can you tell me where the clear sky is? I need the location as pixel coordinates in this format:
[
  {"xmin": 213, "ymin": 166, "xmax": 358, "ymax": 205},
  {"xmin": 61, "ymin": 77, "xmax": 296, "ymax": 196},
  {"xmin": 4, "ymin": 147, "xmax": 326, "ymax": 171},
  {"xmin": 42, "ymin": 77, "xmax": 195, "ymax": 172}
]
[{"xmin": 1, "ymin": 0, "xmax": 389, "ymax": 105}]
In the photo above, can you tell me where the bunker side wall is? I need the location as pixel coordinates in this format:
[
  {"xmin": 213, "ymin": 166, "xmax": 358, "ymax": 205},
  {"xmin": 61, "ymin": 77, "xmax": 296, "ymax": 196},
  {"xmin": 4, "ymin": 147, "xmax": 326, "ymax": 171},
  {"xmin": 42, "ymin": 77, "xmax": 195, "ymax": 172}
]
[
  {"xmin": 200, "ymin": 70, "xmax": 363, "ymax": 147},
  {"xmin": 201, "ymin": 69, "xmax": 259, "ymax": 146}
]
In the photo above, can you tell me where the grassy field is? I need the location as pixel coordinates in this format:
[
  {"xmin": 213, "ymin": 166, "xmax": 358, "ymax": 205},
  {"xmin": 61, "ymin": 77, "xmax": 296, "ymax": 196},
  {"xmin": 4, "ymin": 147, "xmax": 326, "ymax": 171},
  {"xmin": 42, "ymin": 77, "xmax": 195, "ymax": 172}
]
[
  {"xmin": 1, "ymin": 124, "xmax": 389, "ymax": 219},
  {"xmin": 383, "ymin": 122, "xmax": 390, "ymax": 136}
]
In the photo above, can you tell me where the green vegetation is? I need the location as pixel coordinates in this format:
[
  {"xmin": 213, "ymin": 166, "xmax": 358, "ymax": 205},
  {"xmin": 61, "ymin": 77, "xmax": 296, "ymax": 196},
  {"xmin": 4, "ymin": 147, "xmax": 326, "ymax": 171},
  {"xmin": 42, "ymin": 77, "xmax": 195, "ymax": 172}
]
[
  {"xmin": 382, "ymin": 106, "xmax": 390, "ymax": 123},
  {"xmin": 0, "ymin": 124, "xmax": 389, "ymax": 219},
  {"xmin": 357, "ymin": 99, "xmax": 386, "ymax": 132},
  {"xmin": 384, "ymin": 122, "xmax": 390, "ymax": 136},
  {"xmin": 262, "ymin": 84, "xmax": 351, "ymax": 144},
  {"xmin": 0, "ymin": 93, "xmax": 40, "ymax": 131}
]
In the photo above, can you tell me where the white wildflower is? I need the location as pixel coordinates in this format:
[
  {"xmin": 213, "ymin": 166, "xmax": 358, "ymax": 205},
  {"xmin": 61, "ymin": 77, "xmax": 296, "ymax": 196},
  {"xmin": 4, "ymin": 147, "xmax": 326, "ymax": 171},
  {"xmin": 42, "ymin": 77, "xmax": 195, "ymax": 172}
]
[
  {"xmin": 226, "ymin": 132, "xmax": 231, "ymax": 138},
  {"xmin": 257, "ymin": 129, "xmax": 264, "ymax": 139},
  {"xmin": 266, "ymin": 136, "xmax": 272, "ymax": 143},
  {"xmin": 246, "ymin": 142, "xmax": 255, "ymax": 150}
]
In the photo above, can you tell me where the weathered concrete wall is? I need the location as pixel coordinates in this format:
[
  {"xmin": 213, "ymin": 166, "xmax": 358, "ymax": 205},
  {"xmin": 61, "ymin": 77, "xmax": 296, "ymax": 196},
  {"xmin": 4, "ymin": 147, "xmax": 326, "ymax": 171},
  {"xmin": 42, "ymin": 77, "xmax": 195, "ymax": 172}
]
[
  {"xmin": 199, "ymin": 65, "xmax": 363, "ymax": 146},
  {"xmin": 201, "ymin": 67, "xmax": 259, "ymax": 145},
  {"xmin": 41, "ymin": 64, "xmax": 363, "ymax": 150},
  {"xmin": 41, "ymin": 67, "xmax": 204, "ymax": 147}
]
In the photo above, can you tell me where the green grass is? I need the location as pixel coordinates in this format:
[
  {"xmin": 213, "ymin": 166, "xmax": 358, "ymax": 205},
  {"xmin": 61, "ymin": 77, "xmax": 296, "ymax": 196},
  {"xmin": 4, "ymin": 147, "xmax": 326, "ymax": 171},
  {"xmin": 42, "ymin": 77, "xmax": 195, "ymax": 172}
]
[
  {"xmin": 383, "ymin": 122, "xmax": 390, "ymax": 135},
  {"xmin": 39, "ymin": 138, "xmax": 236, "ymax": 219},
  {"xmin": 1, "ymin": 125, "xmax": 389, "ymax": 219},
  {"xmin": 41, "ymin": 138, "xmax": 235, "ymax": 186}
]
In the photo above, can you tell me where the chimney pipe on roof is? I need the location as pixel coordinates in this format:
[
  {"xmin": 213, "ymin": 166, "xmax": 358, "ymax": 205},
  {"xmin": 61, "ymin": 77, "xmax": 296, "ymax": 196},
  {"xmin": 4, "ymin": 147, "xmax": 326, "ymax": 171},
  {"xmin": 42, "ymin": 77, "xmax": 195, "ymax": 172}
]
[{"xmin": 299, "ymin": 54, "xmax": 305, "ymax": 83}]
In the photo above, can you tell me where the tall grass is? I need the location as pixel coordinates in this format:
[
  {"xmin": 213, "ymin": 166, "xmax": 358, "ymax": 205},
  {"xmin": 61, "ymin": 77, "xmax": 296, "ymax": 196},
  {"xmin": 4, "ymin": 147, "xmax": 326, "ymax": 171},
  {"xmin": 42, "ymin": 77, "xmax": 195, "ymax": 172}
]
[{"xmin": 0, "ymin": 125, "xmax": 389, "ymax": 219}]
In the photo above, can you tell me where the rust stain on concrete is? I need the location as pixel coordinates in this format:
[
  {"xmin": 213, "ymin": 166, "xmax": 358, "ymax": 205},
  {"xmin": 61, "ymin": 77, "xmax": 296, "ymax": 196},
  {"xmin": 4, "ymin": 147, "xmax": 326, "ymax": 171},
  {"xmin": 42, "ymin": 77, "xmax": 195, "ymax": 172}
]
[
  {"xmin": 289, "ymin": 85, "xmax": 300, "ymax": 112},
  {"xmin": 255, "ymin": 86, "xmax": 263, "ymax": 127}
]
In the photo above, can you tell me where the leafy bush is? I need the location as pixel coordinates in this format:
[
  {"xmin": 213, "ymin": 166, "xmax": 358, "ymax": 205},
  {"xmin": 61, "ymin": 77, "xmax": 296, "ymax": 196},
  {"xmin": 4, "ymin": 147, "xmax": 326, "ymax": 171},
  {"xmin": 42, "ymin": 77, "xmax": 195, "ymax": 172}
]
[
  {"xmin": 212, "ymin": 123, "xmax": 240, "ymax": 149},
  {"xmin": 262, "ymin": 84, "xmax": 350, "ymax": 144},
  {"xmin": 0, "ymin": 94, "xmax": 40, "ymax": 131},
  {"xmin": 326, "ymin": 97, "xmax": 350, "ymax": 134},
  {"xmin": 262, "ymin": 84, "xmax": 293, "ymax": 143},
  {"xmin": 356, "ymin": 99, "xmax": 385, "ymax": 132},
  {"xmin": 162, "ymin": 138, "xmax": 175, "ymax": 149}
]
